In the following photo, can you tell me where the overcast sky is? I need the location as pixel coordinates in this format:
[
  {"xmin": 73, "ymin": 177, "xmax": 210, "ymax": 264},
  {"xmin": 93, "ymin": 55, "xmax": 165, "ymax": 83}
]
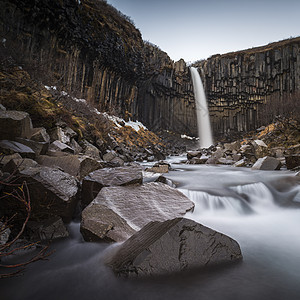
[{"xmin": 106, "ymin": 0, "xmax": 300, "ymax": 63}]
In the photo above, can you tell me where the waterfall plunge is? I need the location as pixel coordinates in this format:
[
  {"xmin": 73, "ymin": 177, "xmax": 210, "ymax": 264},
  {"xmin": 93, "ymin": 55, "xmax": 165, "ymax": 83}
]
[{"xmin": 190, "ymin": 67, "xmax": 213, "ymax": 148}]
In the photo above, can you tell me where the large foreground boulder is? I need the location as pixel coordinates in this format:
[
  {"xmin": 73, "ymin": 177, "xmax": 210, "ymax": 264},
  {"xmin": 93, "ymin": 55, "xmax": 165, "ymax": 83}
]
[
  {"xmin": 106, "ymin": 218, "xmax": 242, "ymax": 277},
  {"xmin": 81, "ymin": 165, "xmax": 143, "ymax": 206},
  {"xmin": 80, "ymin": 183, "xmax": 194, "ymax": 242}
]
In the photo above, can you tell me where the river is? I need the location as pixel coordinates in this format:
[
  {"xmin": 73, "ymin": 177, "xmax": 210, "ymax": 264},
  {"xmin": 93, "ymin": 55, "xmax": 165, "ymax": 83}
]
[{"xmin": 1, "ymin": 159, "xmax": 300, "ymax": 300}]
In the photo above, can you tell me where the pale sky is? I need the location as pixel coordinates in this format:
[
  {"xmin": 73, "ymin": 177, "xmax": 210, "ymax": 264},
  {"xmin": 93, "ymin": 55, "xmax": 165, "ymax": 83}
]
[{"xmin": 107, "ymin": 0, "xmax": 300, "ymax": 63}]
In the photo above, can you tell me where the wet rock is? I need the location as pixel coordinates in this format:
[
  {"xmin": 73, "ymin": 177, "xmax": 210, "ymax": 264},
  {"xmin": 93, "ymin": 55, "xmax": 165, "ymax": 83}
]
[
  {"xmin": 18, "ymin": 166, "xmax": 79, "ymax": 221},
  {"xmin": 37, "ymin": 155, "xmax": 102, "ymax": 179},
  {"xmin": 48, "ymin": 140, "xmax": 74, "ymax": 154},
  {"xmin": 233, "ymin": 159, "xmax": 247, "ymax": 167},
  {"xmin": 0, "ymin": 140, "xmax": 35, "ymax": 159},
  {"xmin": 27, "ymin": 216, "xmax": 69, "ymax": 241},
  {"xmin": 80, "ymin": 183, "xmax": 194, "ymax": 242},
  {"xmin": 187, "ymin": 151, "xmax": 202, "ymax": 160},
  {"xmin": 106, "ymin": 218, "xmax": 242, "ymax": 277},
  {"xmin": 285, "ymin": 155, "xmax": 300, "ymax": 170},
  {"xmin": 188, "ymin": 155, "xmax": 209, "ymax": 164},
  {"xmin": 0, "ymin": 110, "xmax": 32, "ymax": 140},
  {"xmin": 81, "ymin": 165, "xmax": 143, "ymax": 207},
  {"xmin": 252, "ymin": 156, "xmax": 281, "ymax": 170}
]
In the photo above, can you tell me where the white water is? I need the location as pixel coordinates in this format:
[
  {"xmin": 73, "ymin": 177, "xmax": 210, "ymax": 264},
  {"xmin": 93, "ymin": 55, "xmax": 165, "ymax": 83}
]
[{"xmin": 190, "ymin": 67, "xmax": 213, "ymax": 148}]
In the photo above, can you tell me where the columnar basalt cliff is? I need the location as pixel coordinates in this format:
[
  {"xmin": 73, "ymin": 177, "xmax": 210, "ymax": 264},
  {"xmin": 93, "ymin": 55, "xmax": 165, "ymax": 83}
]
[
  {"xmin": 1, "ymin": 0, "xmax": 299, "ymax": 139},
  {"xmin": 195, "ymin": 38, "xmax": 300, "ymax": 136},
  {"xmin": 0, "ymin": 0, "xmax": 143, "ymax": 116}
]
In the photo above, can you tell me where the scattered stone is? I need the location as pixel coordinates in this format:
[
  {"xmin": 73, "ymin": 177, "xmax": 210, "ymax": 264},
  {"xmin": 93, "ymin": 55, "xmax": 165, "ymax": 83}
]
[
  {"xmin": 70, "ymin": 139, "xmax": 83, "ymax": 155},
  {"xmin": 80, "ymin": 183, "xmax": 194, "ymax": 242},
  {"xmin": 48, "ymin": 140, "xmax": 74, "ymax": 154},
  {"xmin": 106, "ymin": 218, "xmax": 242, "ymax": 277},
  {"xmin": 285, "ymin": 155, "xmax": 300, "ymax": 170},
  {"xmin": 252, "ymin": 156, "xmax": 281, "ymax": 170},
  {"xmin": 224, "ymin": 141, "xmax": 241, "ymax": 152},
  {"xmin": 27, "ymin": 216, "xmax": 69, "ymax": 241},
  {"xmin": 146, "ymin": 162, "xmax": 170, "ymax": 173},
  {"xmin": 50, "ymin": 126, "xmax": 76, "ymax": 144},
  {"xmin": 81, "ymin": 165, "xmax": 143, "ymax": 207},
  {"xmin": 187, "ymin": 151, "xmax": 202, "ymax": 160},
  {"xmin": 0, "ymin": 110, "xmax": 32, "ymax": 140},
  {"xmin": 0, "ymin": 140, "xmax": 35, "ymax": 159},
  {"xmin": 233, "ymin": 159, "xmax": 247, "ymax": 167},
  {"xmin": 110, "ymin": 156, "xmax": 125, "ymax": 166}
]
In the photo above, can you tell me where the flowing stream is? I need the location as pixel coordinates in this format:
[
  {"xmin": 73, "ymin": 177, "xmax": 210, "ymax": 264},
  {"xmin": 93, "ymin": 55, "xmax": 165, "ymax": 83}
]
[
  {"xmin": 1, "ymin": 161, "xmax": 300, "ymax": 300},
  {"xmin": 190, "ymin": 67, "xmax": 213, "ymax": 148}
]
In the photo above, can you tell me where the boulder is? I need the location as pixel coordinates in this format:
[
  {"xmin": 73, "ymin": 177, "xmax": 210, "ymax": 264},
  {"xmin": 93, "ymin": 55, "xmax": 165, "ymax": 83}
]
[
  {"xmin": 224, "ymin": 141, "xmax": 241, "ymax": 152},
  {"xmin": 252, "ymin": 139, "xmax": 268, "ymax": 158},
  {"xmin": 48, "ymin": 140, "xmax": 74, "ymax": 154},
  {"xmin": 18, "ymin": 166, "xmax": 79, "ymax": 221},
  {"xmin": 81, "ymin": 165, "xmax": 143, "ymax": 207},
  {"xmin": 3, "ymin": 157, "xmax": 38, "ymax": 173},
  {"xmin": 233, "ymin": 159, "xmax": 247, "ymax": 167},
  {"xmin": 0, "ymin": 110, "xmax": 32, "ymax": 140},
  {"xmin": 0, "ymin": 140, "xmax": 35, "ymax": 159},
  {"xmin": 252, "ymin": 156, "xmax": 281, "ymax": 170},
  {"xmin": 187, "ymin": 151, "xmax": 202, "ymax": 160},
  {"xmin": 106, "ymin": 218, "xmax": 242, "ymax": 277},
  {"xmin": 0, "ymin": 153, "xmax": 22, "ymax": 166},
  {"xmin": 15, "ymin": 137, "xmax": 48, "ymax": 155},
  {"xmin": 80, "ymin": 140, "xmax": 101, "ymax": 160},
  {"xmin": 30, "ymin": 127, "xmax": 50, "ymax": 143},
  {"xmin": 37, "ymin": 155, "xmax": 102, "ymax": 179},
  {"xmin": 285, "ymin": 155, "xmax": 300, "ymax": 170},
  {"xmin": 27, "ymin": 216, "xmax": 69, "ymax": 241},
  {"xmin": 103, "ymin": 151, "xmax": 117, "ymax": 162},
  {"xmin": 110, "ymin": 156, "xmax": 125, "ymax": 166},
  {"xmin": 80, "ymin": 183, "xmax": 194, "ymax": 242},
  {"xmin": 50, "ymin": 126, "xmax": 76, "ymax": 144}
]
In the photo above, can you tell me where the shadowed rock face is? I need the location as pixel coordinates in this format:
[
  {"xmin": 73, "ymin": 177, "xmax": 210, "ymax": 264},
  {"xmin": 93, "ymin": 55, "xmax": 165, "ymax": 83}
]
[
  {"xmin": 80, "ymin": 183, "xmax": 194, "ymax": 242},
  {"xmin": 106, "ymin": 218, "xmax": 242, "ymax": 277}
]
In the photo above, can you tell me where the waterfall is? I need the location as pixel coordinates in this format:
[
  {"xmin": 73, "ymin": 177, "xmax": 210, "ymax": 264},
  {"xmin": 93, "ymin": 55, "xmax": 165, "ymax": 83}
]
[{"xmin": 190, "ymin": 67, "xmax": 213, "ymax": 148}]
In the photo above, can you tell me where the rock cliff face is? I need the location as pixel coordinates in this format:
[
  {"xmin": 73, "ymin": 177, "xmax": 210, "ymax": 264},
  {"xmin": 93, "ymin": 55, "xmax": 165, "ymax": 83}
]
[
  {"xmin": 0, "ymin": 0, "xmax": 143, "ymax": 116},
  {"xmin": 139, "ymin": 38, "xmax": 300, "ymax": 138},
  {"xmin": 1, "ymin": 0, "xmax": 299, "ymax": 138},
  {"xmin": 196, "ymin": 38, "xmax": 300, "ymax": 136}
]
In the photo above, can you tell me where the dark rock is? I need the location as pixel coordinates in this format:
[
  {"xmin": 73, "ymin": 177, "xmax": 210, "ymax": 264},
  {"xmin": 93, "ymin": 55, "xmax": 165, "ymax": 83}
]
[
  {"xmin": 18, "ymin": 166, "xmax": 79, "ymax": 221},
  {"xmin": 0, "ymin": 222, "xmax": 11, "ymax": 245},
  {"xmin": 0, "ymin": 110, "xmax": 32, "ymax": 140},
  {"xmin": 3, "ymin": 157, "xmax": 38, "ymax": 173},
  {"xmin": 106, "ymin": 218, "xmax": 242, "ymax": 277},
  {"xmin": 48, "ymin": 140, "xmax": 74, "ymax": 154},
  {"xmin": 50, "ymin": 126, "xmax": 76, "ymax": 144},
  {"xmin": 81, "ymin": 165, "xmax": 143, "ymax": 207},
  {"xmin": 252, "ymin": 156, "xmax": 281, "ymax": 170},
  {"xmin": 0, "ymin": 104, "xmax": 6, "ymax": 111},
  {"xmin": 27, "ymin": 216, "xmax": 69, "ymax": 241},
  {"xmin": 0, "ymin": 153, "xmax": 22, "ymax": 166},
  {"xmin": 37, "ymin": 155, "xmax": 102, "ymax": 179},
  {"xmin": 30, "ymin": 127, "xmax": 50, "ymax": 143},
  {"xmin": 80, "ymin": 140, "xmax": 101, "ymax": 160},
  {"xmin": 285, "ymin": 155, "xmax": 300, "ymax": 170},
  {"xmin": 80, "ymin": 183, "xmax": 194, "ymax": 242},
  {"xmin": 15, "ymin": 137, "xmax": 48, "ymax": 155},
  {"xmin": 0, "ymin": 140, "xmax": 35, "ymax": 159}
]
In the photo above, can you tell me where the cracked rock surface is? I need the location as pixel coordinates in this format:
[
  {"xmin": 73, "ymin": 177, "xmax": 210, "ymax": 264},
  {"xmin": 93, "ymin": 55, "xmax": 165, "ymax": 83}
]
[{"xmin": 106, "ymin": 218, "xmax": 242, "ymax": 277}]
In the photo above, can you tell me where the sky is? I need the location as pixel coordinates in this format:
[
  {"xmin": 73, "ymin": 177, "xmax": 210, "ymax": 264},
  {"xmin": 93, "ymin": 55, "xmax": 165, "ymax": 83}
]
[{"xmin": 106, "ymin": 0, "xmax": 300, "ymax": 63}]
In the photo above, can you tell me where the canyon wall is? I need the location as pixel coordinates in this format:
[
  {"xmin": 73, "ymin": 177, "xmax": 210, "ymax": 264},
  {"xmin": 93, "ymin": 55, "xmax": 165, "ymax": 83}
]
[
  {"xmin": 0, "ymin": 0, "xmax": 143, "ymax": 117},
  {"xmin": 1, "ymin": 0, "xmax": 299, "ymax": 139}
]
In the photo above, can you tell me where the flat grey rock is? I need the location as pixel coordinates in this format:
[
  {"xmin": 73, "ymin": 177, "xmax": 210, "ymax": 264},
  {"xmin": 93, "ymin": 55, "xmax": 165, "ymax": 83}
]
[
  {"xmin": 81, "ymin": 165, "xmax": 143, "ymax": 206},
  {"xmin": 252, "ymin": 156, "xmax": 281, "ymax": 170},
  {"xmin": 81, "ymin": 183, "xmax": 194, "ymax": 242}
]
